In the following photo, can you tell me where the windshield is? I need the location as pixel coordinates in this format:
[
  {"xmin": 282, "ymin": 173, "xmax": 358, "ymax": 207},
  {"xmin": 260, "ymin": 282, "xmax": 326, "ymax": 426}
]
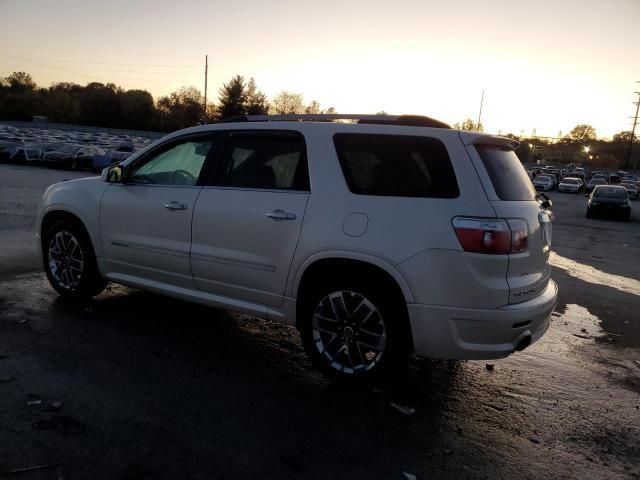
[
  {"xmin": 590, "ymin": 179, "xmax": 605, "ymax": 185},
  {"xmin": 563, "ymin": 179, "xmax": 579, "ymax": 184},
  {"xmin": 594, "ymin": 187, "xmax": 628, "ymax": 199}
]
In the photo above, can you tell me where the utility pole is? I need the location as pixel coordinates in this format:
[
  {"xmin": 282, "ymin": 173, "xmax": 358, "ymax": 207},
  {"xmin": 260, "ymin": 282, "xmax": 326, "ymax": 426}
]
[
  {"xmin": 477, "ymin": 89, "xmax": 484, "ymax": 132},
  {"xmin": 203, "ymin": 54, "xmax": 208, "ymax": 124},
  {"xmin": 625, "ymin": 83, "xmax": 640, "ymax": 171}
]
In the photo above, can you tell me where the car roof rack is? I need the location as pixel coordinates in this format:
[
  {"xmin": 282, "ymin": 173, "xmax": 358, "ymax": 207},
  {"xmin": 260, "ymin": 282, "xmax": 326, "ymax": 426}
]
[{"xmin": 218, "ymin": 114, "xmax": 451, "ymax": 129}]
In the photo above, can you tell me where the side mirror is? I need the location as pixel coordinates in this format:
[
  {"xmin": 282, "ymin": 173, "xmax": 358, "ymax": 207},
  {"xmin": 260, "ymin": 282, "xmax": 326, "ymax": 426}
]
[
  {"xmin": 584, "ymin": 193, "xmax": 589, "ymax": 197},
  {"xmin": 102, "ymin": 165, "xmax": 123, "ymax": 183}
]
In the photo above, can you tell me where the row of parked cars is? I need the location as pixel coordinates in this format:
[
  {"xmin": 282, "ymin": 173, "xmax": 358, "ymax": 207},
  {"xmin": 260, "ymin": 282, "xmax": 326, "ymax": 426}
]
[
  {"xmin": 0, "ymin": 124, "xmax": 152, "ymax": 172},
  {"xmin": 529, "ymin": 166, "xmax": 639, "ymax": 200}
]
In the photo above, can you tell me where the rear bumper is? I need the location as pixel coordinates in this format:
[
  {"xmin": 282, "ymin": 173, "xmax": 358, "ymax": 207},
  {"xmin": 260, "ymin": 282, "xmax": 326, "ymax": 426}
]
[
  {"xmin": 588, "ymin": 204, "xmax": 630, "ymax": 217},
  {"xmin": 407, "ymin": 279, "xmax": 557, "ymax": 360}
]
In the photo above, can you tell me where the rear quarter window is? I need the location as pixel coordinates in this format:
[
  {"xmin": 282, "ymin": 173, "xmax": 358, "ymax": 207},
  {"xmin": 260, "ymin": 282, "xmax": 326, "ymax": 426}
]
[
  {"xmin": 333, "ymin": 134, "xmax": 459, "ymax": 198},
  {"xmin": 476, "ymin": 146, "xmax": 536, "ymax": 201}
]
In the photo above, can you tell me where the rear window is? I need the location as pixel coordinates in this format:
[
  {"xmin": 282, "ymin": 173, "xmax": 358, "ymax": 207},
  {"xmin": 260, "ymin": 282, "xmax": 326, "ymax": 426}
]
[
  {"xmin": 564, "ymin": 178, "xmax": 580, "ymax": 184},
  {"xmin": 333, "ymin": 134, "xmax": 459, "ymax": 198},
  {"xmin": 595, "ymin": 186, "xmax": 628, "ymax": 199},
  {"xmin": 476, "ymin": 146, "xmax": 536, "ymax": 201}
]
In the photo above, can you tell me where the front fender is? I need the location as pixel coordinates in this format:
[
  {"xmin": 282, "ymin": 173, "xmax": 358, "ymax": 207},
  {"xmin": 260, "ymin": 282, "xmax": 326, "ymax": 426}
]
[{"xmin": 38, "ymin": 177, "xmax": 108, "ymax": 258}]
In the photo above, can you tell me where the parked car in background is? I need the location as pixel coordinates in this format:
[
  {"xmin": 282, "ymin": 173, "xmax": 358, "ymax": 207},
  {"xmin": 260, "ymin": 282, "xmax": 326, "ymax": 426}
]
[
  {"xmin": 10, "ymin": 144, "xmax": 45, "ymax": 163},
  {"xmin": 557, "ymin": 177, "xmax": 583, "ymax": 193},
  {"xmin": 91, "ymin": 141, "xmax": 136, "ymax": 172},
  {"xmin": 585, "ymin": 178, "xmax": 607, "ymax": 194},
  {"xmin": 586, "ymin": 185, "xmax": 631, "ymax": 221},
  {"xmin": 570, "ymin": 171, "xmax": 586, "ymax": 182},
  {"xmin": 620, "ymin": 182, "xmax": 639, "ymax": 200},
  {"xmin": 0, "ymin": 142, "xmax": 21, "ymax": 162},
  {"xmin": 533, "ymin": 175, "xmax": 554, "ymax": 191},
  {"xmin": 43, "ymin": 144, "xmax": 105, "ymax": 170},
  {"xmin": 608, "ymin": 174, "xmax": 622, "ymax": 184}
]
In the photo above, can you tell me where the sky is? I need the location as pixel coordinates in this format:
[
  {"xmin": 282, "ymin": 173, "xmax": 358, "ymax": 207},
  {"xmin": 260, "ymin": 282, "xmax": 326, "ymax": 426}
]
[{"xmin": 0, "ymin": 0, "xmax": 639, "ymax": 138}]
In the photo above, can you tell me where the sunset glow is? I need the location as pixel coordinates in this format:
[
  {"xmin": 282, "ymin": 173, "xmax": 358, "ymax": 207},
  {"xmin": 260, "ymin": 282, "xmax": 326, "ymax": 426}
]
[{"xmin": 1, "ymin": 0, "xmax": 639, "ymax": 137}]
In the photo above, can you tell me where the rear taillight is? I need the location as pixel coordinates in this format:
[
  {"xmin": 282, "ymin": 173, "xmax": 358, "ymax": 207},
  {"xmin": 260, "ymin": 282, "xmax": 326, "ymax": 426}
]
[
  {"xmin": 452, "ymin": 217, "xmax": 528, "ymax": 254},
  {"xmin": 507, "ymin": 219, "xmax": 528, "ymax": 253}
]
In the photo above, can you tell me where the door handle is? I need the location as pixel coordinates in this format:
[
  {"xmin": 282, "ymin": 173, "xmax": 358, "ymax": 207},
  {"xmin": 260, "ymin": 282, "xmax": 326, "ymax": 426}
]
[
  {"xmin": 164, "ymin": 201, "xmax": 188, "ymax": 211},
  {"xmin": 266, "ymin": 209, "xmax": 296, "ymax": 220}
]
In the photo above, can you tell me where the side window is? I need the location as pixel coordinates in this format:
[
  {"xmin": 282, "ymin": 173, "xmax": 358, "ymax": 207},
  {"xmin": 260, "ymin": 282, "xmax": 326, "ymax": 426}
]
[
  {"xmin": 212, "ymin": 132, "xmax": 309, "ymax": 191},
  {"xmin": 129, "ymin": 138, "xmax": 214, "ymax": 186},
  {"xmin": 333, "ymin": 134, "xmax": 459, "ymax": 198}
]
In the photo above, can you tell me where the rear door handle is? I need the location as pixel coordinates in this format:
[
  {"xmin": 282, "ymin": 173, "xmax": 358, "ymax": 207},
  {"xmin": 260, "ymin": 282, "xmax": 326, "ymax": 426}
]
[
  {"xmin": 266, "ymin": 209, "xmax": 296, "ymax": 220},
  {"xmin": 164, "ymin": 201, "xmax": 188, "ymax": 211}
]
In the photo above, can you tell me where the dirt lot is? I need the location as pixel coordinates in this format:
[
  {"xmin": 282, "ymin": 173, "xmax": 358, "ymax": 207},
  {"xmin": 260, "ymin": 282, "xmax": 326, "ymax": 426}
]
[{"xmin": 1, "ymin": 164, "xmax": 639, "ymax": 479}]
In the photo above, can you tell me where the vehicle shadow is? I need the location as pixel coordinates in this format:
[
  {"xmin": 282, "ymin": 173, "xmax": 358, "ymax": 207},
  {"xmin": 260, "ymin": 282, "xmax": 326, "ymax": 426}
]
[{"xmin": 42, "ymin": 288, "xmax": 503, "ymax": 479}]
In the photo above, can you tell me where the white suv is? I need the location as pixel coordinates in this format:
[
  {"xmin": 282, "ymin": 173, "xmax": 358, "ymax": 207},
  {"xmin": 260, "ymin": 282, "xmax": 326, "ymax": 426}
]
[{"xmin": 37, "ymin": 114, "xmax": 557, "ymax": 381}]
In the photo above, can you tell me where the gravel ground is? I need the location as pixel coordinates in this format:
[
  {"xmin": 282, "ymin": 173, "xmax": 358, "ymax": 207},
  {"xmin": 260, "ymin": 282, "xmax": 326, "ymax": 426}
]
[{"xmin": 0, "ymin": 164, "xmax": 639, "ymax": 479}]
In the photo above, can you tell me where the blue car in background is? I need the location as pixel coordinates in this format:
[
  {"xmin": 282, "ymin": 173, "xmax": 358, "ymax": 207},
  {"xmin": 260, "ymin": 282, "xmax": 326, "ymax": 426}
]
[{"xmin": 91, "ymin": 142, "xmax": 135, "ymax": 172}]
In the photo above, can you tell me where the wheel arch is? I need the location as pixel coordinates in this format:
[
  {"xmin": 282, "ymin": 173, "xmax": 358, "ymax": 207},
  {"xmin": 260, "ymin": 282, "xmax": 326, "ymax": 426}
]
[
  {"xmin": 293, "ymin": 253, "xmax": 415, "ymax": 355},
  {"xmin": 292, "ymin": 252, "xmax": 414, "ymax": 304},
  {"xmin": 40, "ymin": 207, "xmax": 100, "ymax": 257},
  {"xmin": 292, "ymin": 253, "xmax": 415, "ymax": 332}
]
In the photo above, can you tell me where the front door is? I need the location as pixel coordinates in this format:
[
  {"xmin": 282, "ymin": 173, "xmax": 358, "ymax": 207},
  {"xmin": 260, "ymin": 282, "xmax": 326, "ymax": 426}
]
[
  {"xmin": 191, "ymin": 131, "xmax": 310, "ymax": 307},
  {"xmin": 100, "ymin": 135, "xmax": 216, "ymax": 289}
]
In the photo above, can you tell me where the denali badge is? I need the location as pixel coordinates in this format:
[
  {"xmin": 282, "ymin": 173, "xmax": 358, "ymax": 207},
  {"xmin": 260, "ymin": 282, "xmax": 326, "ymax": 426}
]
[{"xmin": 514, "ymin": 287, "xmax": 537, "ymax": 297}]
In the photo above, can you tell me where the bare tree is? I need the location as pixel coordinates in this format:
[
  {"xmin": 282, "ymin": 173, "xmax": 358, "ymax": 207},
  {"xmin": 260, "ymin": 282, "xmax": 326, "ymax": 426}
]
[
  {"xmin": 453, "ymin": 118, "xmax": 483, "ymax": 132},
  {"xmin": 305, "ymin": 100, "xmax": 322, "ymax": 114},
  {"xmin": 271, "ymin": 91, "xmax": 305, "ymax": 114},
  {"xmin": 612, "ymin": 131, "xmax": 637, "ymax": 143},
  {"xmin": 568, "ymin": 124, "xmax": 596, "ymax": 142}
]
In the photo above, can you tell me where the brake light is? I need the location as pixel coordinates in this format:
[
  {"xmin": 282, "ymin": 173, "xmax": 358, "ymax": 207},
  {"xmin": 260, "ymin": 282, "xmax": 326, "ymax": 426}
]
[
  {"xmin": 452, "ymin": 217, "xmax": 528, "ymax": 254},
  {"xmin": 507, "ymin": 219, "xmax": 528, "ymax": 253}
]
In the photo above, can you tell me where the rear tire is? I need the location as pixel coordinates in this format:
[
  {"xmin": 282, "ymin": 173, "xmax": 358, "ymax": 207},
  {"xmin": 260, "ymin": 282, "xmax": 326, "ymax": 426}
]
[
  {"xmin": 299, "ymin": 277, "xmax": 410, "ymax": 384},
  {"xmin": 42, "ymin": 219, "xmax": 106, "ymax": 299}
]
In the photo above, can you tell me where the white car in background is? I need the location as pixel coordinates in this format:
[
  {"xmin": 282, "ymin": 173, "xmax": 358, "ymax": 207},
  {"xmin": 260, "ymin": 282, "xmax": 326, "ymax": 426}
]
[
  {"xmin": 557, "ymin": 177, "xmax": 583, "ymax": 193},
  {"xmin": 533, "ymin": 175, "xmax": 554, "ymax": 191},
  {"xmin": 36, "ymin": 114, "xmax": 557, "ymax": 381}
]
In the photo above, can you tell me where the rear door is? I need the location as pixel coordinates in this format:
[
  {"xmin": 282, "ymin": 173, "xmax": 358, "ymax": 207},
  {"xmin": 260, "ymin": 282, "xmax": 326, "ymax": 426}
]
[
  {"xmin": 462, "ymin": 133, "xmax": 552, "ymax": 304},
  {"xmin": 191, "ymin": 130, "xmax": 310, "ymax": 307}
]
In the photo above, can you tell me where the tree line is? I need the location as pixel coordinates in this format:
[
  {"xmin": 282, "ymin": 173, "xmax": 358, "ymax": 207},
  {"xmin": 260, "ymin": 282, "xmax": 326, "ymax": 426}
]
[
  {"xmin": 0, "ymin": 72, "xmax": 336, "ymax": 132},
  {"xmin": 0, "ymin": 71, "xmax": 637, "ymax": 160}
]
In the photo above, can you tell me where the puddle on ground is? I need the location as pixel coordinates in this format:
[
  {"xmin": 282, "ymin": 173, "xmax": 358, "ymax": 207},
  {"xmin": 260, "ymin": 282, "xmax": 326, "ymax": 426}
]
[
  {"xmin": 550, "ymin": 252, "xmax": 640, "ymax": 297},
  {"xmin": 554, "ymin": 303, "xmax": 606, "ymax": 341}
]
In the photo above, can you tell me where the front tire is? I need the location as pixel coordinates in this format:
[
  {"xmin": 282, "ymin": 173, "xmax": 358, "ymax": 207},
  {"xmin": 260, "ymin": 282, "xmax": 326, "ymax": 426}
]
[
  {"xmin": 43, "ymin": 220, "xmax": 106, "ymax": 299},
  {"xmin": 299, "ymin": 279, "xmax": 410, "ymax": 384}
]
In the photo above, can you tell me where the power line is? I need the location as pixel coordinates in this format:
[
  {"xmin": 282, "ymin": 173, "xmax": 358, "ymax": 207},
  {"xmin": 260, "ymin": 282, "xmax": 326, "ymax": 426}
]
[{"xmin": 0, "ymin": 53, "xmax": 203, "ymax": 69}]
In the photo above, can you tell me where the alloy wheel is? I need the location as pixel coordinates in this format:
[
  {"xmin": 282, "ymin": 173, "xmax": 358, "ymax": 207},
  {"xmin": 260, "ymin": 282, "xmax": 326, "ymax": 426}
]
[
  {"xmin": 48, "ymin": 231, "xmax": 84, "ymax": 290},
  {"xmin": 311, "ymin": 290, "xmax": 386, "ymax": 374}
]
